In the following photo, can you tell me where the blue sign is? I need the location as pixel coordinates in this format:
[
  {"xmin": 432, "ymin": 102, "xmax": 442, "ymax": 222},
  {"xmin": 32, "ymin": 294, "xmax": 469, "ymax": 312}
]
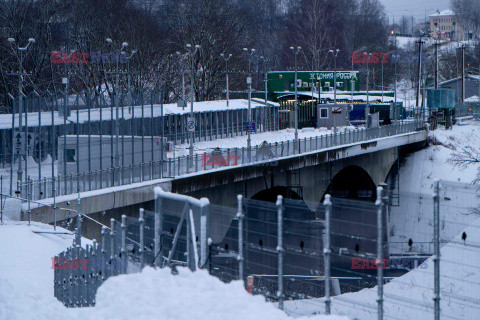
[{"xmin": 246, "ymin": 122, "xmax": 256, "ymax": 133}]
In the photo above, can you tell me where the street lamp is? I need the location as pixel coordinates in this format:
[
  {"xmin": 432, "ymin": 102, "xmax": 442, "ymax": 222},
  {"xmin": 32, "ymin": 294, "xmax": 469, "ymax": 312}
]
[
  {"xmin": 220, "ymin": 53, "xmax": 233, "ymax": 107},
  {"xmin": 106, "ymin": 38, "xmax": 129, "ymax": 170},
  {"xmin": 176, "ymin": 51, "xmax": 187, "ymax": 110},
  {"xmin": 7, "ymin": 37, "xmax": 35, "ymax": 191},
  {"xmin": 363, "ymin": 52, "xmax": 372, "ymax": 126},
  {"xmin": 122, "ymin": 49, "xmax": 137, "ymax": 114},
  {"xmin": 328, "ymin": 49, "xmax": 340, "ymax": 134},
  {"xmin": 186, "ymin": 44, "xmax": 201, "ymax": 164},
  {"xmin": 243, "ymin": 47, "xmax": 255, "ymax": 156},
  {"xmin": 290, "ymin": 46, "xmax": 301, "ymax": 152}
]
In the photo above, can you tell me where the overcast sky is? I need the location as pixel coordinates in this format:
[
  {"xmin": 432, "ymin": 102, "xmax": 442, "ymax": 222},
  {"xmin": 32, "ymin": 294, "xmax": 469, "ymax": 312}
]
[{"xmin": 381, "ymin": 0, "xmax": 451, "ymax": 22}]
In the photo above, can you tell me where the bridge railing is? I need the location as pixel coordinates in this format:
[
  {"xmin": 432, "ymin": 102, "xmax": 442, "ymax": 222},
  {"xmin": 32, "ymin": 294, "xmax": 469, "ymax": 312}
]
[{"xmin": 19, "ymin": 121, "xmax": 422, "ymax": 201}]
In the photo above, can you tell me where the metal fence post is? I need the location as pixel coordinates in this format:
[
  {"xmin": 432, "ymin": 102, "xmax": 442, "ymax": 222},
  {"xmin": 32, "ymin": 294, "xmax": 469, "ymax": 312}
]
[
  {"xmin": 76, "ymin": 193, "xmax": 82, "ymax": 246},
  {"xmin": 276, "ymin": 195, "xmax": 284, "ymax": 310},
  {"xmin": 200, "ymin": 199, "xmax": 210, "ymax": 269},
  {"xmin": 154, "ymin": 190, "xmax": 163, "ymax": 268},
  {"xmin": 139, "ymin": 208, "xmax": 145, "ymax": 269},
  {"xmin": 237, "ymin": 195, "xmax": 244, "ymax": 281},
  {"xmin": 27, "ymin": 176, "xmax": 31, "ymax": 225},
  {"xmin": 323, "ymin": 194, "xmax": 332, "ymax": 314},
  {"xmin": 121, "ymin": 215, "xmax": 127, "ymax": 274},
  {"xmin": 101, "ymin": 226, "xmax": 107, "ymax": 281},
  {"xmin": 433, "ymin": 179, "xmax": 441, "ymax": 320},
  {"xmin": 376, "ymin": 186, "xmax": 384, "ymax": 320},
  {"xmin": 110, "ymin": 218, "xmax": 115, "ymax": 276}
]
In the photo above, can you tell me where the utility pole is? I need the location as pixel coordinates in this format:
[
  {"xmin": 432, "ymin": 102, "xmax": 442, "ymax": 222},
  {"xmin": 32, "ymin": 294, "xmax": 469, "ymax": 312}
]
[
  {"xmin": 434, "ymin": 41, "xmax": 439, "ymax": 89},
  {"xmin": 460, "ymin": 45, "xmax": 466, "ymax": 103},
  {"xmin": 7, "ymin": 37, "xmax": 35, "ymax": 190},
  {"xmin": 243, "ymin": 48, "xmax": 255, "ymax": 157},
  {"xmin": 416, "ymin": 35, "xmax": 426, "ymax": 120},
  {"xmin": 220, "ymin": 53, "xmax": 232, "ymax": 107},
  {"xmin": 290, "ymin": 46, "xmax": 301, "ymax": 152},
  {"xmin": 187, "ymin": 44, "xmax": 201, "ymax": 165},
  {"xmin": 329, "ymin": 49, "xmax": 340, "ymax": 135}
]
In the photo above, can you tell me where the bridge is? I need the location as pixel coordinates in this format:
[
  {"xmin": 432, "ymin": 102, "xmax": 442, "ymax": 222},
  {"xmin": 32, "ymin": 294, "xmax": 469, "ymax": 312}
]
[{"xmin": 22, "ymin": 120, "xmax": 427, "ymax": 241}]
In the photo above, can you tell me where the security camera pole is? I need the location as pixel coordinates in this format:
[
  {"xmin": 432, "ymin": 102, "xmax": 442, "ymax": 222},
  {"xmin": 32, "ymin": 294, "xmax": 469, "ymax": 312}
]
[
  {"xmin": 290, "ymin": 46, "xmax": 301, "ymax": 152},
  {"xmin": 243, "ymin": 48, "xmax": 255, "ymax": 160},
  {"xmin": 220, "ymin": 53, "xmax": 233, "ymax": 107},
  {"xmin": 187, "ymin": 44, "xmax": 201, "ymax": 166},
  {"xmin": 106, "ymin": 38, "xmax": 129, "ymax": 170},
  {"xmin": 7, "ymin": 37, "xmax": 35, "ymax": 191}
]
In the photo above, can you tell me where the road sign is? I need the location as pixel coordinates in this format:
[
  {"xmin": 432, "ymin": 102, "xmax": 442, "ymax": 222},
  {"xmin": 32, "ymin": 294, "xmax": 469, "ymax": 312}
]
[
  {"xmin": 332, "ymin": 106, "xmax": 342, "ymax": 114},
  {"xmin": 187, "ymin": 117, "xmax": 196, "ymax": 132},
  {"xmin": 246, "ymin": 122, "xmax": 256, "ymax": 133},
  {"xmin": 177, "ymin": 100, "xmax": 187, "ymax": 109},
  {"xmin": 14, "ymin": 131, "xmax": 36, "ymax": 155}
]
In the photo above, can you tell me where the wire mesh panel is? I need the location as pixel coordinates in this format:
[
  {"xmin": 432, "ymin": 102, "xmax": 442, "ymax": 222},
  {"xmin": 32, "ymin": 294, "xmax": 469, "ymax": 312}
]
[{"xmin": 208, "ymin": 203, "xmax": 239, "ymax": 282}]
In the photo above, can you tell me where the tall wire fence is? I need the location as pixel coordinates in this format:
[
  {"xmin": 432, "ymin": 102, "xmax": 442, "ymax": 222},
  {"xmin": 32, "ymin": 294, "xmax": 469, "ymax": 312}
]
[{"xmin": 51, "ymin": 179, "xmax": 480, "ymax": 320}]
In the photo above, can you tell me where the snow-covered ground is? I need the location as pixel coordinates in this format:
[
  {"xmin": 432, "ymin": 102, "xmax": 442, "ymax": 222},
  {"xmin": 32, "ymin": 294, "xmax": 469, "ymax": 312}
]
[
  {"xmin": 389, "ymin": 119, "xmax": 480, "ymax": 253},
  {"xmin": 285, "ymin": 119, "xmax": 480, "ymax": 319},
  {"xmin": 0, "ymin": 221, "xmax": 348, "ymax": 320}
]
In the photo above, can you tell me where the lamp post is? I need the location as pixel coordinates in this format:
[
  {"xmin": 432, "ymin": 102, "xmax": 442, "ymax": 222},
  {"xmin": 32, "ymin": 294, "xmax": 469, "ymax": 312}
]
[
  {"xmin": 187, "ymin": 44, "xmax": 201, "ymax": 164},
  {"xmin": 7, "ymin": 37, "xmax": 35, "ymax": 190},
  {"xmin": 290, "ymin": 46, "xmax": 301, "ymax": 152},
  {"xmin": 106, "ymin": 38, "xmax": 128, "ymax": 170},
  {"xmin": 220, "ymin": 53, "xmax": 233, "ymax": 107},
  {"xmin": 328, "ymin": 49, "xmax": 340, "ymax": 134},
  {"xmin": 243, "ymin": 47, "xmax": 255, "ymax": 156},
  {"xmin": 122, "ymin": 49, "xmax": 137, "ymax": 114},
  {"xmin": 176, "ymin": 51, "xmax": 186, "ymax": 109},
  {"xmin": 363, "ymin": 52, "xmax": 372, "ymax": 126}
]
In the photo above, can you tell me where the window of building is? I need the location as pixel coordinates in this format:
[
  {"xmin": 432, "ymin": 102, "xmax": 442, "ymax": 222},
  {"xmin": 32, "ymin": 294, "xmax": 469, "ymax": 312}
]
[
  {"xmin": 320, "ymin": 108, "xmax": 328, "ymax": 118},
  {"xmin": 65, "ymin": 149, "xmax": 76, "ymax": 163}
]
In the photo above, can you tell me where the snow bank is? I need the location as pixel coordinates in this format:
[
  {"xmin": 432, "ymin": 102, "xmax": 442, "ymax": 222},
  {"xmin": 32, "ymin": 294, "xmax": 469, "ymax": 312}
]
[
  {"xmin": 0, "ymin": 221, "xmax": 348, "ymax": 320},
  {"xmin": 80, "ymin": 267, "xmax": 349, "ymax": 320}
]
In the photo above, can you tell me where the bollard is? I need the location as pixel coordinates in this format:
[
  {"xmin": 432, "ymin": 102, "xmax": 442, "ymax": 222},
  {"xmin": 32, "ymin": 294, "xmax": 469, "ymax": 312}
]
[
  {"xmin": 376, "ymin": 186, "xmax": 384, "ymax": 320},
  {"xmin": 323, "ymin": 194, "xmax": 332, "ymax": 314},
  {"xmin": 276, "ymin": 195, "xmax": 284, "ymax": 310},
  {"xmin": 433, "ymin": 180, "xmax": 441, "ymax": 320},
  {"xmin": 237, "ymin": 195, "xmax": 244, "ymax": 281},
  {"xmin": 139, "ymin": 208, "xmax": 145, "ymax": 269},
  {"xmin": 121, "ymin": 215, "xmax": 127, "ymax": 274}
]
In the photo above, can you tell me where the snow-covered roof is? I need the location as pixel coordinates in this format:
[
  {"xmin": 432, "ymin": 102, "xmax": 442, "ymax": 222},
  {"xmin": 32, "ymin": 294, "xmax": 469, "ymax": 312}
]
[
  {"xmin": 0, "ymin": 99, "xmax": 279, "ymax": 130},
  {"xmin": 428, "ymin": 9, "xmax": 455, "ymax": 17},
  {"xmin": 275, "ymin": 91, "xmax": 400, "ymax": 103},
  {"xmin": 465, "ymin": 95, "xmax": 480, "ymax": 103},
  {"xmin": 439, "ymin": 74, "xmax": 480, "ymax": 86}
]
